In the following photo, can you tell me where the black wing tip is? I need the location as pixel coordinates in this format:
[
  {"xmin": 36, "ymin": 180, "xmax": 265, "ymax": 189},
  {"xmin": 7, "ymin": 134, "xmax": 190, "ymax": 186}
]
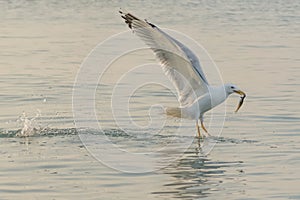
[
  {"xmin": 119, "ymin": 8, "xmax": 138, "ymax": 29},
  {"xmin": 144, "ymin": 19, "xmax": 156, "ymax": 28},
  {"xmin": 119, "ymin": 9, "xmax": 156, "ymax": 29}
]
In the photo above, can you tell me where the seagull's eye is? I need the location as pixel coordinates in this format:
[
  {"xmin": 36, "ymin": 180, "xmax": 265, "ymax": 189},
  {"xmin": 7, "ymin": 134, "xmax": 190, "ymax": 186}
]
[{"xmin": 231, "ymin": 86, "xmax": 234, "ymax": 89}]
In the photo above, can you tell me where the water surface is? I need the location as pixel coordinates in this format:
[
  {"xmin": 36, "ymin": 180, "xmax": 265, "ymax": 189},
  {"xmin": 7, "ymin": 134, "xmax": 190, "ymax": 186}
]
[{"xmin": 0, "ymin": 0, "xmax": 299, "ymax": 199}]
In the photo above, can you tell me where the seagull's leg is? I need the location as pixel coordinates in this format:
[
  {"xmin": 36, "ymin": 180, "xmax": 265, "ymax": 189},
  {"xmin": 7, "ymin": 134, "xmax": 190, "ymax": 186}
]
[
  {"xmin": 200, "ymin": 116, "xmax": 210, "ymax": 136},
  {"xmin": 196, "ymin": 120, "xmax": 201, "ymax": 138},
  {"xmin": 195, "ymin": 136, "xmax": 202, "ymax": 154}
]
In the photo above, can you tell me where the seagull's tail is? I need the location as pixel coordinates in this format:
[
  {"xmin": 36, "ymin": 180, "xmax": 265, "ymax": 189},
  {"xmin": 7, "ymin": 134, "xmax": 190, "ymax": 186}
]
[{"xmin": 165, "ymin": 107, "xmax": 182, "ymax": 118}]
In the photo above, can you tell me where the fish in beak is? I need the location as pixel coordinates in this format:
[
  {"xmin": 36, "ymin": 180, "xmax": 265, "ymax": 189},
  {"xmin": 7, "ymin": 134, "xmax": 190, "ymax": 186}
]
[{"xmin": 234, "ymin": 90, "xmax": 246, "ymax": 113}]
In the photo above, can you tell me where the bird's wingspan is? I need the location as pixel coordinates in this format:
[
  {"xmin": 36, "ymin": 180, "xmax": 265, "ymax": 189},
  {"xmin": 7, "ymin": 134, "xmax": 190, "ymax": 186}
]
[{"xmin": 120, "ymin": 10, "xmax": 209, "ymax": 106}]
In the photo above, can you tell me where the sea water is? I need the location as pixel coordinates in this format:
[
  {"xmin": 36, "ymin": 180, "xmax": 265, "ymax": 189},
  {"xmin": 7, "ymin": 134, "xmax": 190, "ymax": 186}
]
[{"xmin": 0, "ymin": 0, "xmax": 299, "ymax": 199}]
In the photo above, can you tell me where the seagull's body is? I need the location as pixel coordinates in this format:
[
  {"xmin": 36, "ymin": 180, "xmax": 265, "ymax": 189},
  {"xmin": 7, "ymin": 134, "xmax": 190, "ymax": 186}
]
[
  {"xmin": 166, "ymin": 85, "xmax": 227, "ymax": 119},
  {"xmin": 120, "ymin": 10, "xmax": 246, "ymax": 137}
]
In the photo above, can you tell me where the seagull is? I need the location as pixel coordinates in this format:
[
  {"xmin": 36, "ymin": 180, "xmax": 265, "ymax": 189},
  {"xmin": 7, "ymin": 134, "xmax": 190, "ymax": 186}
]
[{"xmin": 119, "ymin": 10, "xmax": 246, "ymax": 138}]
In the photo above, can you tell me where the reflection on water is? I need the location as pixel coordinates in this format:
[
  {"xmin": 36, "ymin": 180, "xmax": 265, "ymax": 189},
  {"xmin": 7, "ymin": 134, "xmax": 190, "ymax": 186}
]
[
  {"xmin": 0, "ymin": 0, "xmax": 299, "ymax": 199},
  {"xmin": 154, "ymin": 139, "xmax": 244, "ymax": 199}
]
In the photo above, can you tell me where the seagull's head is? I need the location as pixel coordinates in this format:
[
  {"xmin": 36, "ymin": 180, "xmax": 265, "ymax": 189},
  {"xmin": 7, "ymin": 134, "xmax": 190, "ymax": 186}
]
[
  {"xmin": 225, "ymin": 83, "xmax": 246, "ymax": 112},
  {"xmin": 225, "ymin": 83, "xmax": 245, "ymax": 96}
]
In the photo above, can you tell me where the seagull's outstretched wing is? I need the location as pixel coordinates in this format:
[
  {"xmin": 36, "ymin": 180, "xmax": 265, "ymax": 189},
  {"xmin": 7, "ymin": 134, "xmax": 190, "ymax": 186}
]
[{"xmin": 120, "ymin": 10, "xmax": 209, "ymax": 106}]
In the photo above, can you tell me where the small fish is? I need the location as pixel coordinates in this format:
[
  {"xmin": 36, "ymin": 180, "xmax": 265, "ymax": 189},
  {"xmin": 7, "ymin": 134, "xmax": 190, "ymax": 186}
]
[{"xmin": 235, "ymin": 94, "xmax": 246, "ymax": 113}]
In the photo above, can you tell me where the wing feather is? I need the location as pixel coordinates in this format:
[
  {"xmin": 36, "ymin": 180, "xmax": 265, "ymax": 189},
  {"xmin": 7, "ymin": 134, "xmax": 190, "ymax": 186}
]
[{"xmin": 120, "ymin": 10, "xmax": 209, "ymax": 106}]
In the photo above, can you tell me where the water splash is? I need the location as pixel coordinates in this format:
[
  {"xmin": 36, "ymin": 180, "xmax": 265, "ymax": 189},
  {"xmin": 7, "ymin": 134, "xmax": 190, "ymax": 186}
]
[{"xmin": 16, "ymin": 110, "xmax": 43, "ymax": 137}]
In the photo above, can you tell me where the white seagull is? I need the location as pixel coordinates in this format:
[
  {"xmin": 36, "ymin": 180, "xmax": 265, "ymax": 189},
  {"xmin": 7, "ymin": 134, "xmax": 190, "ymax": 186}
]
[{"xmin": 119, "ymin": 10, "xmax": 246, "ymax": 138}]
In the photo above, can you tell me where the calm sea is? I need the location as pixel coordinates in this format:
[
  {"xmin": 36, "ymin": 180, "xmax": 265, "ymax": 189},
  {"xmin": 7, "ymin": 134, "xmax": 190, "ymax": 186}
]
[{"xmin": 0, "ymin": 0, "xmax": 299, "ymax": 199}]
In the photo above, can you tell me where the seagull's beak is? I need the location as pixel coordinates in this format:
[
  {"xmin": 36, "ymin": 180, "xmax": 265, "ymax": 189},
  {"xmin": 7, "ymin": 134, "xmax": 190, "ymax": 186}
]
[
  {"xmin": 234, "ymin": 90, "xmax": 246, "ymax": 96},
  {"xmin": 234, "ymin": 90, "xmax": 246, "ymax": 113}
]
